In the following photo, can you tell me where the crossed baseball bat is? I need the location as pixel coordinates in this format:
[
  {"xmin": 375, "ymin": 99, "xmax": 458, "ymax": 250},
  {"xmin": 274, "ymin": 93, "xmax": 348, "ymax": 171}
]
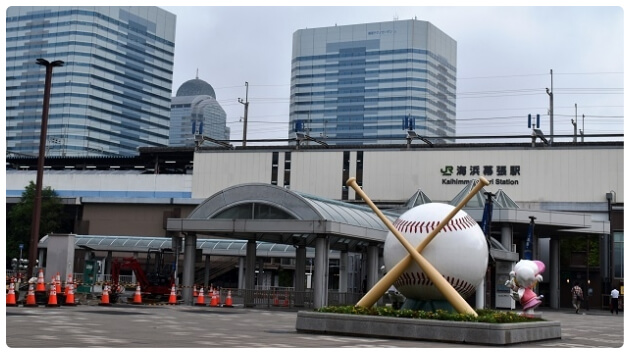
[{"xmin": 347, "ymin": 176, "xmax": 490, "ymax": 316}]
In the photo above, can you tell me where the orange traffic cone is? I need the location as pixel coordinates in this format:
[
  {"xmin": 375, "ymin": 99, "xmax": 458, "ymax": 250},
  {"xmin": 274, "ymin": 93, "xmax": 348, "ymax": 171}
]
[
  {"xmin": 46, "ymin": 282, "xmax": 59, "ymax": 307},
  {"xmin": 99, "ymin": 285, "xmax": 112, "ymax": 306},
  {"xmin": 283, "ymin": 292, "xmax": 289, "ymax": 307},
  {"xmin": 193, "ymin": 285, "xmax": 198, "ymax": 298},
  {"xmin": 210, "ymin": 290, "xmax": 219, "ymax": 307},
  {"xmin": 273, "ymin": 292, "xmax": 279, "ymax": 306},
  {"xmin": 195, "ymin": 287, "xmax": 206, "ymax": 306},
  {"xmin": 55, "ymin": 272, "xmax": 62, "ymax": 294},
  {"xmin": 25, "ymin": 283, "xmax": 38, "ymax": 307},
  {"xmin": 132, "ymin": 283, "xmax": 142, "ymax": 304},
  {"xmin": 35, "ymin": 268, "xmax": 46, "ymax": 292},
  {"xmin": 167, "ymin": 284, "xmax": 178, "ymax": 305},
  {"xmin": 6, "ymin": 280, "xmax": 17, "ymax": 307},
  {"xmin": 64, "ymin": 279, "xmax": 76, "ymax": 306},
  {"xmin": 223, "ymin": 290, "xmax": 233, "ymax": 307}
]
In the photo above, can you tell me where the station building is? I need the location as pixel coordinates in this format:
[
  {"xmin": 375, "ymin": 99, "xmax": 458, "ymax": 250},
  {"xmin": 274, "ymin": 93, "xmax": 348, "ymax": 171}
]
[{"xmin": 6, "ymin": 141, "xmax": 624, "ymax": 310}]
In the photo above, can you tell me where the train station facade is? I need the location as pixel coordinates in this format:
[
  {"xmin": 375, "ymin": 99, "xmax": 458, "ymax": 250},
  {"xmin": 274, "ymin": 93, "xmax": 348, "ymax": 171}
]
[{"xmin": 6, "ymin": 141, "xmax": 624, "ymax": 310}]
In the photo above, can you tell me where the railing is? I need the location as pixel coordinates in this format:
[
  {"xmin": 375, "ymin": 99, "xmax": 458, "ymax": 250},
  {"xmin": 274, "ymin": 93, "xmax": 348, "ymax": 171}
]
[{"xmin": 221, "ymin": 288, "xmax": 371, "ymax": 309}]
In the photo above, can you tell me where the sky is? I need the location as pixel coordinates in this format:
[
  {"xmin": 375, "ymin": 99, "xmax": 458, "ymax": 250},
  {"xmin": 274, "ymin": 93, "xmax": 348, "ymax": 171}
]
[
  {"xmin": 156, "ymin": 1, "xmax": 625, "ymax": 145},
  {"xmin": 1, "ymin": 1, "xmax": 626, "ymax": 146}
]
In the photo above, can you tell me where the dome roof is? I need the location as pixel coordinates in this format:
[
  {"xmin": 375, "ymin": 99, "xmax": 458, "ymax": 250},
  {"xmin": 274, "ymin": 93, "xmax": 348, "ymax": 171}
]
[{"xmin": 176, "ymin": 78, "xmax": 216, "ymax": 98}]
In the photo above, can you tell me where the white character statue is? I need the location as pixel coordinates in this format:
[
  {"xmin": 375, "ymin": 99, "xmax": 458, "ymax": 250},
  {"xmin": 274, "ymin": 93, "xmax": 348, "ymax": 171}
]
[{"xmin": 505, "ymin": 259, "xmax": 545, "ymax": 315}]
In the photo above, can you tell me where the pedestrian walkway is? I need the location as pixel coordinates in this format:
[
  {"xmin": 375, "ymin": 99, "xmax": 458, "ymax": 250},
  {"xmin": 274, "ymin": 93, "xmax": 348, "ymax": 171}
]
[{"xmin": 5, "ymin": 305, "xmax": 625, "ymax": 348}]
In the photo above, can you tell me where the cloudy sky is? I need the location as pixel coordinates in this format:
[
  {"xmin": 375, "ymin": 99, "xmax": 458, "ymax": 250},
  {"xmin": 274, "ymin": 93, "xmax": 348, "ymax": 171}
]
[{"xmin": 159, "ymin": 2, "xmax": 625, "ymax": 145}]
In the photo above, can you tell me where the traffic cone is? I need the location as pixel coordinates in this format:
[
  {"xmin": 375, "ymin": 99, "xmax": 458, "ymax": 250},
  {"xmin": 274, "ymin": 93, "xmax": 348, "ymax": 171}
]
[
  {"xmin": 195, "ymin": 287, "xmax": 206, "ymax": 306},
  {"xmin": 193, "ymin": 284, "xmax": 198, "ymax": 297},
  {"xmin": 64, "ymin": 279, "xmax": 76, "ymax": 306},
  {"xmin": 99, "ymin": 285, "xmax": 112, "ymax": 306},
  {"xmin": 223, "ymin": 290, "xmax": 233, "ymax": 307},
  {"xmin": 6, "ymin": 280, "xmax": 17, "ymax": 307},
  {"xmin": 25, "ymin": 283, "xmax": 38, "ymax": 307},
  {"xmin": 35, "ymin": 268, "xmax": 46, "ymax": 292},
  {"xmin": 283, "ymin": 292, "xmax": 289, "ymax": 307},
  {"xmin": 273, "ymin": 292, "xmax": 279, "ymax": 306},
  {"xmin": 55, "ymin": 272, "xmax": 62, "ymax": 294},
  {"xmin": 167, "ymin": 284, "xmax": 177, "ymax": 305},
  {"xmin": 46, "ymin": 282, "xmax": 59, "ymax": 307},
  {"xmin": 210, "ymin": 290, "xmax": 219, "ymax": 307},
  {"xmin": 132, "ymin": 283, "xmax": 143, "ymax": 304}
]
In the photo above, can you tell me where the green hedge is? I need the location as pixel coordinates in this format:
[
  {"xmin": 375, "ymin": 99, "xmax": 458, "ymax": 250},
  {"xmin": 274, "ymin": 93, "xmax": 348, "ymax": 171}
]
[{"xmin": 315, "ymin": 306, "xmax": 545, "ymax": 324}]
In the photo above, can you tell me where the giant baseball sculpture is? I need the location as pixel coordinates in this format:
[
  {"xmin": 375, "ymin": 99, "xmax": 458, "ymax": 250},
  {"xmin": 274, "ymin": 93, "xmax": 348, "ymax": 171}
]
[{"xmin": 347, "ymin": 177, "xmax": 490, "ymax": 316}]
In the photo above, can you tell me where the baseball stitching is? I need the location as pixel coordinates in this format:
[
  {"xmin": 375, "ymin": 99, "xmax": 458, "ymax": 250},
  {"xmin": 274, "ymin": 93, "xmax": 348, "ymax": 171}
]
[
  {"xmin": 394, "ymin": 272, "xmax": 476, "ymax": 298},
  {"xmin": 393, "ymin": 214, "xmax": 477, "ymax": 234}
]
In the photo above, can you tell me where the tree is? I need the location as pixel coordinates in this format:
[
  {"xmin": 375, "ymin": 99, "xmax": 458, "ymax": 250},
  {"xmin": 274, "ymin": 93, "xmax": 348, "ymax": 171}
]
[{"xmin": 6, "ymin": 181, "xmax": 63, "ymax": 261}]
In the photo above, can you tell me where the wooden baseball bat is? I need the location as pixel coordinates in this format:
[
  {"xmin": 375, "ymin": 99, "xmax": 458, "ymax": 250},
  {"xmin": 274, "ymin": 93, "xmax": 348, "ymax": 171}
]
[{"xmin": 348, "ymin": 177, "xmax": 489, "ymax": 315}]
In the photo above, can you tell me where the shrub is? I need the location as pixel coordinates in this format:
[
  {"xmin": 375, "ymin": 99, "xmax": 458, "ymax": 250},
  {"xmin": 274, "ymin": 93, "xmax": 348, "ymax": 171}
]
[{"xmin": 315, "ymin": 306, "xmax": 544, "ymax": 323}]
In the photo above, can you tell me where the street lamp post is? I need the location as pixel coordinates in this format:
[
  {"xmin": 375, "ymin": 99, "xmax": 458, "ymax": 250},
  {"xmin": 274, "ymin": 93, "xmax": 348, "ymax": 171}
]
[{"xmin": 28, "ymin": 58, "xmax": 64, "ymax": 279}]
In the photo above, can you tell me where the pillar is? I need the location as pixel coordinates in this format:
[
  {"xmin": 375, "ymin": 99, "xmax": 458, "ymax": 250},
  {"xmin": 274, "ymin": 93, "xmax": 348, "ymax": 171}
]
[
  {"xmin": 171, "ymin": 235, "xmax": 181, "ymax": 286},
  {"xmin": 182, "ymin": 233, "xmax": 196, "ymax": 306},
  {"xmin": 238, "ymin": 257, "xmax": 245, "ymax": 289},
  {"xmin": 549, "ymin": 237, "xmax": 560, "ymax": 309},
  {"xmin": 295, "ymin": 245, "xmax": 306, "ymax": 307},
  {"xmin": 204, "ymin": 254, "xmax": 211, "ymax": 288},
  {"xmin": 501, "ymin": 223, "xmax": 513, "ymax": 252},
  {"xmin": 339, "ymin": 251, "xmax": 348, "ymax": 293},
  {"xmin": 313, "ymin": 236, "xmax": 329, "ymax": 308},
  {"xmin": 244, "ymin": 240, "xmax": 256, "ymax": 307},
  {"xmin": 366, "ymin": 244, "xmax": 379, "ymax": 291},
  {"xmin": 476, "ymin": 278, "xmax": 485, "ymax": 309}
]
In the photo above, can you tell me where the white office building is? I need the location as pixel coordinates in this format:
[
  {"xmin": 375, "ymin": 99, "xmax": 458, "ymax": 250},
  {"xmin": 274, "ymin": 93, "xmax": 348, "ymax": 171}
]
[{"xmin": 289, "ymin": 19, "xmax": 456, "ymax": 145}]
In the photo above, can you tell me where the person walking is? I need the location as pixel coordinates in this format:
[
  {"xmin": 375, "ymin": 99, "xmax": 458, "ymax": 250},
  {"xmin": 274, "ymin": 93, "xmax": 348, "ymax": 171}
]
[
  {"xmin": 571, "ymin": 282, "xmax": 584, "ymax": 314},
  {"xmin": 610, "ymin": 288, "xmax": 620, "ymax": 314}
]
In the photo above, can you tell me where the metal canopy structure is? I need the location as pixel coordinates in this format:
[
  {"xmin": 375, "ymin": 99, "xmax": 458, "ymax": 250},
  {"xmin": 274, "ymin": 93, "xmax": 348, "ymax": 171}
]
[
  {"xmin": 167, "ymin": 183, "xmax": 399, "ymax": 252},
  {"xmin": 37, "ymin": 234, "xmax": 330, "ymax": 258}
]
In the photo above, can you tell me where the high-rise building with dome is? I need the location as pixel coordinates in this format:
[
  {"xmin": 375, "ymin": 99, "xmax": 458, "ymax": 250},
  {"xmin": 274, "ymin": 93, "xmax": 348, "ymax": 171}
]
[
  {"xmin": 5, "ymin": 6, "xmax": 176, "ymax": 156},
  {"xmin": 170, "ymin": 76, "xmax": 230, "ymax": 146}
]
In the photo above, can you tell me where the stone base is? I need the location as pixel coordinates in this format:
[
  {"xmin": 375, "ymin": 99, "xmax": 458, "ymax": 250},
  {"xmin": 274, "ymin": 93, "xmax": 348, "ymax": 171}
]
[{"xmin": 295, "ymin": 311, "xmax": 562, "ymax": 345}]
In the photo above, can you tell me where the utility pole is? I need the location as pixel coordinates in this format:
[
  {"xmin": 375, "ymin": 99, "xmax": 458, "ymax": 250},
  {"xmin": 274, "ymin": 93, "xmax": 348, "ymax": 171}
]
[
  {"xmin": 546, "ymin": 69, "xmax": 554, "ymax": 146},
  {"xmin": 571, "ymin": 103, "xmax": 578, "ymax": 144},
  {"xmin": 29, "ymin": 58, "xmax": 64, "ymax": 278},
  {"xmin": 238, "ymin": 82, "xmax": 249, "ymax": 147},
  {"xmin": 581, "ymin": 114, "xmax": 585, "ymax": 143}
]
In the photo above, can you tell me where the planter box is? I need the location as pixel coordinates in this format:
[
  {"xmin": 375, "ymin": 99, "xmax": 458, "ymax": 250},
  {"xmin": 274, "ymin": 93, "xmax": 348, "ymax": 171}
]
[{"xmin": 295, "ymin": 311, "xmax": 561, "ymax": 345}]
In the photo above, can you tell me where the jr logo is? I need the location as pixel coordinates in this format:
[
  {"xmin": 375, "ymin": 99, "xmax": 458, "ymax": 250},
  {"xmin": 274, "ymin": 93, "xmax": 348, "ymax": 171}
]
[{"xmin": 441, "ymin": 165, "xmax": 454, "ymax": 176}]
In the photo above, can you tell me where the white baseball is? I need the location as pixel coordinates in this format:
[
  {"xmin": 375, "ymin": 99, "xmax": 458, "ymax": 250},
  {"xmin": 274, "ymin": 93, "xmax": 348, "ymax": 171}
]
[{"xmin": 383, "ymin": 203, "xmax": 488, "ymax": 301}]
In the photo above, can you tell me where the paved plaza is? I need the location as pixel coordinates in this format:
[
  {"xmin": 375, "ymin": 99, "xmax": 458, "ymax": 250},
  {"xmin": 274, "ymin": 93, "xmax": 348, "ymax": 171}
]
[{"xmin": 5, "ymin": 304, "xmax": 625, "ymax": 349}]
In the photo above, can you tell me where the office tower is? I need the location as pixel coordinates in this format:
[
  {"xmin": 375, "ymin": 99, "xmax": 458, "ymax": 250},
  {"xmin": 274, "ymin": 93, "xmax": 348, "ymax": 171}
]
[
  {"xmin": 170, "ymin": 76, "xmax": 230, "ymax": 146},
  {"xmin": 290, "ymin": 19, "xmax": 456, "ymax": 145},
  {"xmin": 6, "ymin": 6, "xmax": 176, "ymax": 156}
]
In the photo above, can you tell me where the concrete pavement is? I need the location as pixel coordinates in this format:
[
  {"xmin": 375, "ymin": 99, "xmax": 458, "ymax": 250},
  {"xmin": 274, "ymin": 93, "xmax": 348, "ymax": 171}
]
[{"xmin": 5, "ymin": 304, "xmax": 625, "ymax": 348}]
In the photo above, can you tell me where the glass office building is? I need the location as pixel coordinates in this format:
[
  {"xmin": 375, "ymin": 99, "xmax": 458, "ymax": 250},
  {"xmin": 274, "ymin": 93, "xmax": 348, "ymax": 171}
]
[
  {"xmin": 289, "ymin": 19, "xmax": 456, "ymax": 145},
  {"xmin": 170, "ymin": 77, "xmax": 230, "ymax": 147},
  {"xmin": 6, "ymin": 6, "xmax": 176, "ymax": 156}
]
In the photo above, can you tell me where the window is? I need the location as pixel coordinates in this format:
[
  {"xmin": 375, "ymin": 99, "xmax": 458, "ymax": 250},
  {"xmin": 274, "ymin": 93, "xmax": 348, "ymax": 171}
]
[{"xmin": 613, "ymin": 231, "xmax": 624, "ymax": 278}]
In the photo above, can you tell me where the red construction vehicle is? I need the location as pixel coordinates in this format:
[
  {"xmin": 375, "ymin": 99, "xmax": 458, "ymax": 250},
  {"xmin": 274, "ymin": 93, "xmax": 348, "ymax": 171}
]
[{"xmin": 111, "ymin": 248, "xmax": 176, "ymax": 302}]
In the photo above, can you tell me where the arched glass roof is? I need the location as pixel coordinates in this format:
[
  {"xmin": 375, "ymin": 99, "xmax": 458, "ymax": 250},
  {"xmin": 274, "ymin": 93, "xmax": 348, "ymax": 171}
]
[{"xmin": 187, "ymin": 183, "xmax": 396, "ymax": 232}]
